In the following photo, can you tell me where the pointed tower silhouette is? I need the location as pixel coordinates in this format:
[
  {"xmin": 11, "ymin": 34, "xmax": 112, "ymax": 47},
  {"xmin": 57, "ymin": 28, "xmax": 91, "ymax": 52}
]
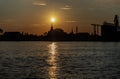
[{"xmin": 50, "ymin": 23, "xmax": 54, "ymax": 31}]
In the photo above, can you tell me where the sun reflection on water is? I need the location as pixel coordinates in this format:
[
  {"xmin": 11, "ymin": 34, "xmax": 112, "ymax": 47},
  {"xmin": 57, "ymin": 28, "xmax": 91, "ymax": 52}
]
[{"xmin": 48, "ymin": 42, "xmax": 58, "ymax": 79}]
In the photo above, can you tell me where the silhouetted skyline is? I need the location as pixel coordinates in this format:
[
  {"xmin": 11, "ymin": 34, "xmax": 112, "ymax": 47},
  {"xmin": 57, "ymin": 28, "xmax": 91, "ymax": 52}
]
[
  {"xmin": 0, "ymin": 0, "xmax": 120, "ymax": 34},
  {"xmin": 0, "ymin": 15, "xmax": 120, "ymax": 41}
]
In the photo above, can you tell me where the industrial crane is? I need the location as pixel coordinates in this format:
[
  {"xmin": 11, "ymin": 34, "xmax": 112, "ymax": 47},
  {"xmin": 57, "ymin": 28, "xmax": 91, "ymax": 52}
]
[{"xmin": 91, "ymin": 24, "xmax": 101, "ymax": 35}]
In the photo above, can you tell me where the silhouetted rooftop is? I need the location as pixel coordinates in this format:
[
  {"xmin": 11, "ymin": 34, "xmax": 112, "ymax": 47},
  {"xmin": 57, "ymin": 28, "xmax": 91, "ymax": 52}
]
[{"xmin": 103, "ymin": 22, "xmax": 115, "ymax": 26}]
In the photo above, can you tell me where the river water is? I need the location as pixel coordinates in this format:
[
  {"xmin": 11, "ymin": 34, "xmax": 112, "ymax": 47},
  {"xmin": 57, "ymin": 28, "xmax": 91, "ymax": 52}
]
[{"xmin": 0, "ymin": 42, "xmax": 119, "ymax": 79}]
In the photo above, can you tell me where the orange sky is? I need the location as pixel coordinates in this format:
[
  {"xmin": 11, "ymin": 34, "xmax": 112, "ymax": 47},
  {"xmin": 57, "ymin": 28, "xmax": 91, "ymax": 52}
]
[{"xmin": 0, "ymin": 0, "xmax": 120, "ymax": 35}]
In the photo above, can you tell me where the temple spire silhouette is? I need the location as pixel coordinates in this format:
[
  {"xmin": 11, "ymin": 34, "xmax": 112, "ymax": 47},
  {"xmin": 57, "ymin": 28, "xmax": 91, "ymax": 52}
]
[{"xmin": 50, "ymin": 23, "xmax": 54, "ymax": 31}]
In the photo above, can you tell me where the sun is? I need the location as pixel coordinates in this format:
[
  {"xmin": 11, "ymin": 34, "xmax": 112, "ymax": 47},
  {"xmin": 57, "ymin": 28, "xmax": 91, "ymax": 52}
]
[{"xmin": 51, "ymin": 17, "xmax": 56, "ymax": 23}]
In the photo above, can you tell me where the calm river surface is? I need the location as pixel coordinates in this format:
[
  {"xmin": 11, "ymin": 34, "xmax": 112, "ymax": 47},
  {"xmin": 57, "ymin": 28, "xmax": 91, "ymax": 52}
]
[{"xmin": 0, "ymin": 42, "xmax": 119, "ymax": 79}]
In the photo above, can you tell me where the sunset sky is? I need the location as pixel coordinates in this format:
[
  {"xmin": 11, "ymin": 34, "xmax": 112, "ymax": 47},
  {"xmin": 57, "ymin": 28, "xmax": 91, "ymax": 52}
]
[{"xmin": 0, "ymin": 0, "xmax": 120, "ymax": 35}]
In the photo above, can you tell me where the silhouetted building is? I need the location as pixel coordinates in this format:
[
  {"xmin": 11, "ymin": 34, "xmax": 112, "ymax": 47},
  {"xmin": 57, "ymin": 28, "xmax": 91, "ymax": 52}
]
[
  {"xmin": 76, "ymin": 33, "xmax": 90, "ymax": 41},
  {"xmin": 101, "ymin": 15, "xmax": 120, "ymax": 41},
  {"xmin": 3, "ymin": 32, "xmax": 21, "ymax": 41},
  {"xmin": 45, "ymin": 28, "xmax": 68, "ymax": 41},
  {"xmin": 101, "ymin": 22, "xmax": 118, "ymax": 41}
]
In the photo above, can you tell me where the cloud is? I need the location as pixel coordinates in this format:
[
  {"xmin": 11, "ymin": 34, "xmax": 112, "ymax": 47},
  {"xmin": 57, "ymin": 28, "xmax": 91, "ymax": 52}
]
[
  {"xmin": 33, "ymin": 1, "xmax": 47, "ymax": 6},
  {"xmin": 60, "ymin": 5, "xmax": 72, "ymax": 10}
]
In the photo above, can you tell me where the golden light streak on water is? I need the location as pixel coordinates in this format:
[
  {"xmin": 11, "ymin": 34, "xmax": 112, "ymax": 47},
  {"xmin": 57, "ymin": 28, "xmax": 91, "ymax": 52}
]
[{"xmin": 48, "ymin": 42, "xmax": 58, "ymax": 79}]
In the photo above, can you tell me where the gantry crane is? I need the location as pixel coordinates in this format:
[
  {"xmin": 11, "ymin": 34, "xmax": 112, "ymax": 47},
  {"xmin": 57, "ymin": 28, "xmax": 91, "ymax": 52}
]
[{"xmin": 91, "ymin": 24, "xmax": 101, "ymax": 35}]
